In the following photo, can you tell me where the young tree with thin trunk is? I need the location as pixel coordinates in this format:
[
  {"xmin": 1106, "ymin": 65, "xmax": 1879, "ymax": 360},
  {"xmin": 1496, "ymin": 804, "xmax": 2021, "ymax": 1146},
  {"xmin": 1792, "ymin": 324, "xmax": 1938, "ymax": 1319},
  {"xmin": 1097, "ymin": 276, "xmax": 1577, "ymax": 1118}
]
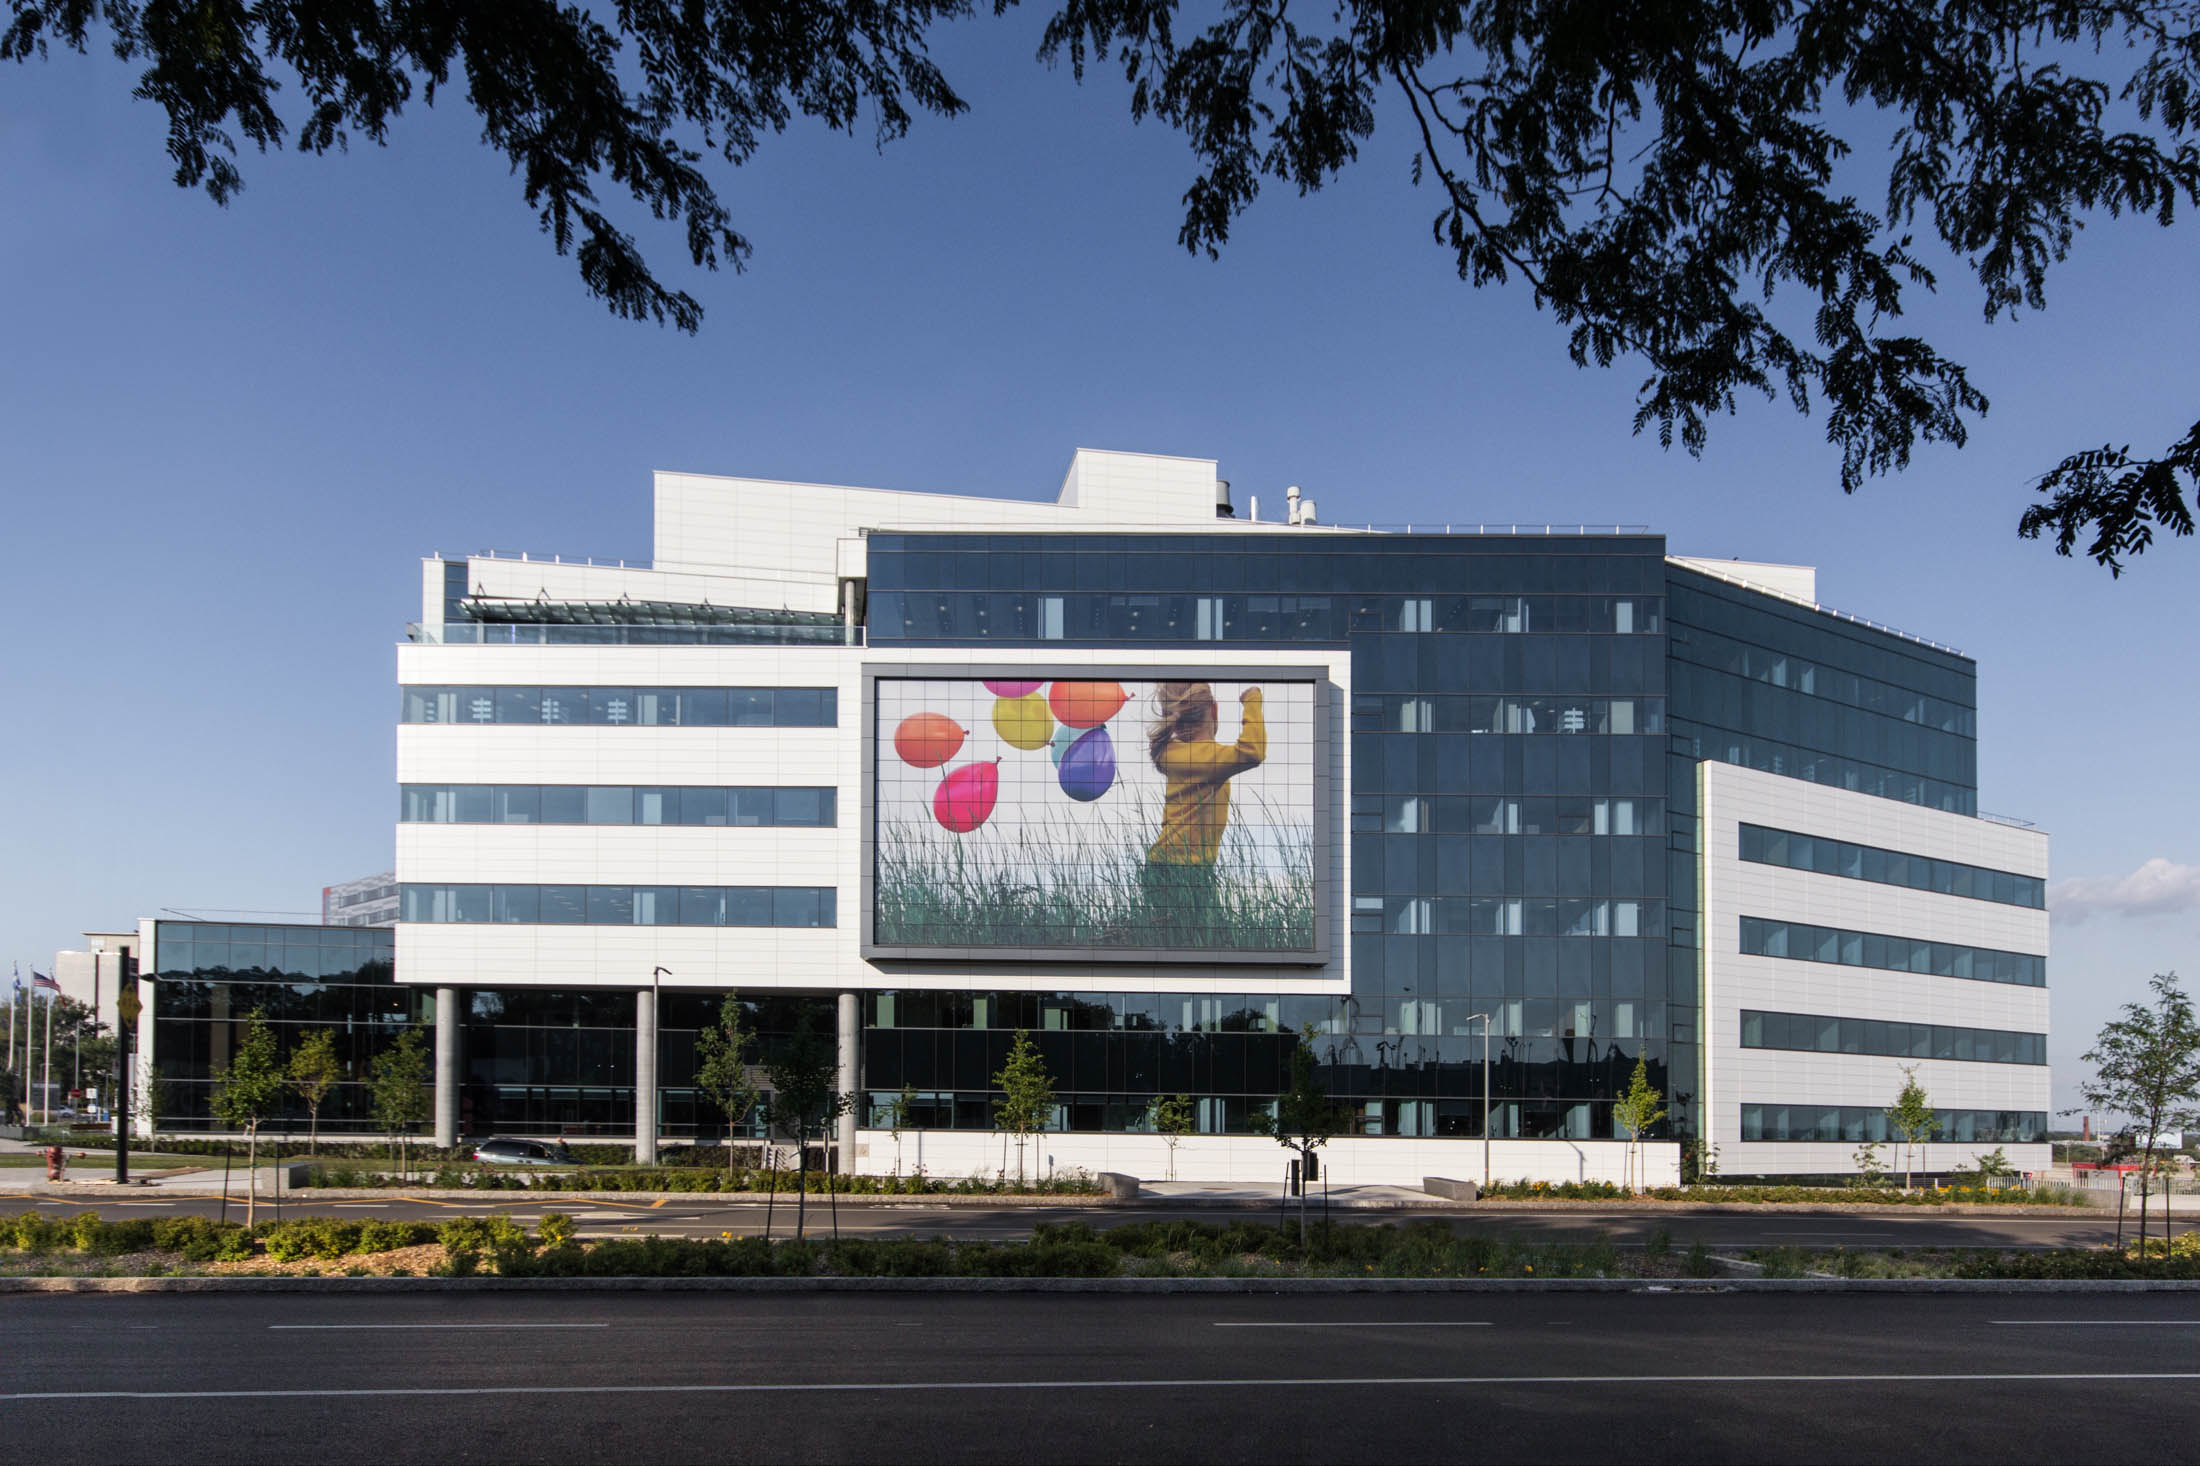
[
  {"xmin": 286, "ymin": 1028, "xmax": 343, "ymax": 1157},
  {"xmin": 1253, "ymin": 1026, "xmax": 1345, "ymax": 1244},
  {"xmin": 993, "ymin": 1031, "xmax": 1056, "ymax": 1188},
  {"xmin": 1611, "ymin": 1054, "xmax": 1666, "ymax": 1194},
  {"xmin": 2082, "ymin": 973, "xmax": 2200, "ymax": 1263},
  {"xmin": 693, "ymin": 994, "xmax": 761, "ymax": 1181},
  {"xmin": 1148, "ymin": 1093, "xmax": 1196, "ymax": 1182},
  {"xmin": 1885, "ymin": 1066, "xmax": 1938, "ymax": 1191},
  {"xmin": 208, "ymin": 1010, "xmax": 284, "ymax": 1226},
  {"xmin": 888, "ymin": 1082, "xmax": 920, "ymax": 1178},
  {"xmin": 763, "ymin": 1015, "xmax": 851, "ymax": 1239},
  {"xmin": 369, "ymin": 1028, "xmax": 431, "ymax": 1178}
]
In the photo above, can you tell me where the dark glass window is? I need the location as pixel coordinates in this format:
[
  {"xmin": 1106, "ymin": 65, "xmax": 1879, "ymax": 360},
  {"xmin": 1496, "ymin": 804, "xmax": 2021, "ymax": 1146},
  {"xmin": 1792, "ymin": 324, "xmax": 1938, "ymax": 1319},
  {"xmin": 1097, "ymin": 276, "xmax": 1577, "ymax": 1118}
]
[
  {"xmin": 401, "ymin": 687, "xmax": 837, "ymax": 727},
  {"xmin": 1739, "ymin": 1103, "xmax": 2045, "ymax": 1144},
  {"xmin": 399, "ymin": 785, "xmax": 838, "ymax": 828},
  {"xmin": 1738, "ymin": 823, "xmax": 2043, "ymax": 908},
  {"xmin": 1740, "ymin": 915, "xmax": 2044, "ymax": 988},
  {"xmin": 1740, "ymin": 1008, "xmax": 2045, "ymax": 1065},
  {"xmin": 401, "ymin": 885, "xmax": 837, "ymax": 928}
]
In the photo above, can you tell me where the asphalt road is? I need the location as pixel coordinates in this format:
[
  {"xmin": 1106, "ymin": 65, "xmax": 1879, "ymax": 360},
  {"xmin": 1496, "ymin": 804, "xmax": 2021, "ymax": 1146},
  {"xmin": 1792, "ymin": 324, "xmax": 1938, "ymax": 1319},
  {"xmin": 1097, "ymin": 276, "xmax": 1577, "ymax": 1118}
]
[
  {"xmin": 0, "ymin": 1188, "xmax": 2123, "ymax": 1249},
  {"xmin": 6, "ymin": 1290, "xmax": 2199, "ymax": 1462}
]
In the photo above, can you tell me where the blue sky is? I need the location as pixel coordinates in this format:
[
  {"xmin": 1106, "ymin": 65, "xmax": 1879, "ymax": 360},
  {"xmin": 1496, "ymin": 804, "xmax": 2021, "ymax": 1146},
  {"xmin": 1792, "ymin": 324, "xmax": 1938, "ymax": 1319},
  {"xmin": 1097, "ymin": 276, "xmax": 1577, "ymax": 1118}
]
[{"xmin": 2, "ymin": 16, "xmax": 2193, "ymax": 1114}]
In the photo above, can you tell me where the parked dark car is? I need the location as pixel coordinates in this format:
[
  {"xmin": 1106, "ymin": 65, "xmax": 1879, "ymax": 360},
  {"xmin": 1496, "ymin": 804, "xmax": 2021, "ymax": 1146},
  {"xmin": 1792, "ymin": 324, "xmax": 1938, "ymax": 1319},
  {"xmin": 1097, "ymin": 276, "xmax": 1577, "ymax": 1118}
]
[{"xmin": 471, "ymin": 1137, "xmax": 578, "ymax": 1165}]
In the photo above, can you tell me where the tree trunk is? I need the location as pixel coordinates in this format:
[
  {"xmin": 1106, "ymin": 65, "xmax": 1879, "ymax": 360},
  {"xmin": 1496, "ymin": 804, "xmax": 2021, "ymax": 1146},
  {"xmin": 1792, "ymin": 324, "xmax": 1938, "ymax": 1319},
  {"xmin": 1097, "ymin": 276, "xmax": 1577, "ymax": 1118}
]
[
  {"xmin": 308, "ymin": 1106, "xmax": 318, "ymax": 1158},
  {"xmin": 796, "ymin": 1125, "xmax": 809, "ymax": 1240}
]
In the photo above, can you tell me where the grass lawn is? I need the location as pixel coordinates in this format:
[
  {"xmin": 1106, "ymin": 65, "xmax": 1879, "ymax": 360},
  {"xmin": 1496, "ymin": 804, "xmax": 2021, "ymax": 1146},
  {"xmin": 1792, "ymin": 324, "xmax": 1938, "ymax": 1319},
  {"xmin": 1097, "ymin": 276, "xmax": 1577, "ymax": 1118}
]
[{"xmin": 0, "ymin": 1153, "xmax": 192, "ymax": 1170}]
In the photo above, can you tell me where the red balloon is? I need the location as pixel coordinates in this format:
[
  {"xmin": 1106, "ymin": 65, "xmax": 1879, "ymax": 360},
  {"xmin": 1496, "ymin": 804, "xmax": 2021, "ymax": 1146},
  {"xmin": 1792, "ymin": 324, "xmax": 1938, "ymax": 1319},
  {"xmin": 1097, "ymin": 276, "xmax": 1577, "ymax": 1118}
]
[
  {"xmin": 894, "ymin": 712, "xmax": 965, "ymax": 769},
  {"xmin": 933, "ymin": 760, "xmax": 1000, "ymax": 834},
  {"xmin": 983, "ymin": 679, "xmax": 1044, "ymax": 697},
  {"xmin": 1048, "ymin": 680, "xmax": 1127, "ymax": 729}
]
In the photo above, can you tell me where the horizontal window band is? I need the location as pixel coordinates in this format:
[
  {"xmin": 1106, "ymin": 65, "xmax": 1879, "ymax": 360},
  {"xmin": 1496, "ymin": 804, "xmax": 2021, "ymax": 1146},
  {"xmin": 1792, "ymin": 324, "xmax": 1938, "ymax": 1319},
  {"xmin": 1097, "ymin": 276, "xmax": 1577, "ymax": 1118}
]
[
  {"xmin": 400, "ymin": 686, "xmax": 836, "ymax": 728},
  {"xmin": 400, "ymin": 785, "xmax": 835, "ymax": 828},
  {"xmin": 1739, "ymin": 824, "xmax": 2042, "ymax": 909},
  {"xmin": 1739, "ymin": 915, "xmax": 2044, "ymax": 988},
  {"xmin": 1740, "ymin": 1009, "xmax": 2045, "ymax": 1066},
  {"xmin": 399, "ymin": 884, "xmax": 836, "ymax": 928},
  {"xmin": 1739, "ymin": 1103, "xmax": 2046, "ymax": 1145}
]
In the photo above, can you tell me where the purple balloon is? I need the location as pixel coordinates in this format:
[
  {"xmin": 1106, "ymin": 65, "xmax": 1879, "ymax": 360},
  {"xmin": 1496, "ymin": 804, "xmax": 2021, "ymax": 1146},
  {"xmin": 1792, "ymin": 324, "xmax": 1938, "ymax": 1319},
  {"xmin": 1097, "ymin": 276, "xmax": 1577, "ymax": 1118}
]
[{"xmin": 1058, "ymin": 725, "xmax": 1116, "ymax": 802}]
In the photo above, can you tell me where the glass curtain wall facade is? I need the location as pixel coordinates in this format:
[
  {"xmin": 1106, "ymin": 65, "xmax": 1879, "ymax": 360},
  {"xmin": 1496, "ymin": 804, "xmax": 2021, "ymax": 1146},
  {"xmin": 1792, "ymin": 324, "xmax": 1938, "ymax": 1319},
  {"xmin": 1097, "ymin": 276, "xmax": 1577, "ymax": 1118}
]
[
  {"xmin": 148, "ymin": 922, "xmax": 839, "ymax": 1137},
  {"xmin": 1664, "ymin": 567, "xmax": 1982, "ymax": 1155},
  {"xmin": 455, "ymin": 991, "xmax": 834, "ymax": 1138},
  {"xmin": 864, "ymin": 532, "xmax": 1676, "ymax": 1141},
  {"xmin": 148, "ymin": 922, "xmax": 413, "ymax": 1131}
]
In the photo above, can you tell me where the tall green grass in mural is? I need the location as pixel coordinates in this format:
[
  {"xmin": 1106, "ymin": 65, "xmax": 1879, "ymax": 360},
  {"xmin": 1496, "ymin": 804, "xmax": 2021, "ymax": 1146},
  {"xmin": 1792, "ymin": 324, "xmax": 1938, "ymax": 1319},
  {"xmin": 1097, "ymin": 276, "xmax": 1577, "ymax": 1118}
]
[{"xmin": 875, "ymin": 789, "xmax": 1315, "ymax": 950}]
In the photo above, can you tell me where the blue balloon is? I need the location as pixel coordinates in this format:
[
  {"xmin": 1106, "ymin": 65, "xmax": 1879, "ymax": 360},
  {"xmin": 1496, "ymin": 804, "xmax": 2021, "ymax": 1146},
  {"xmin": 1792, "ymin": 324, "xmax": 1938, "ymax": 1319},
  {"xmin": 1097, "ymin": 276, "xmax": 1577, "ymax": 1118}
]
[
  {"xmin": 1058, "ymin": 725, "xmax": 1116, "ymax": 802},
  {"xmin": 1049, "ymin": 721, "xmax": 1078, "ymax": 767}
]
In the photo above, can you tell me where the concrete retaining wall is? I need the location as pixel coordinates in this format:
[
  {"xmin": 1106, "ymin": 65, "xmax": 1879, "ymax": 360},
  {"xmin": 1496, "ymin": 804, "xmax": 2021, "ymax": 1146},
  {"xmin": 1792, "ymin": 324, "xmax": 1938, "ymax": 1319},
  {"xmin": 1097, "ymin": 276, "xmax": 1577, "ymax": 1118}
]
[{"xmin": 851, "ymin": 1131, "xmax": 1679, "ymax": 1188}]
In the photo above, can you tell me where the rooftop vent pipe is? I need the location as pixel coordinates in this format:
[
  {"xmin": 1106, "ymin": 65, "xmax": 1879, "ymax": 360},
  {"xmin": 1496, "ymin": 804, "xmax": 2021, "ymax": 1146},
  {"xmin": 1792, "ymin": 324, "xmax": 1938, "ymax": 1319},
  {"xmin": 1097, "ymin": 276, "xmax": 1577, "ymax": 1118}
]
[{"xmin": 1215, "ymin": 479, "xmax": 1235, "ymax": 518}]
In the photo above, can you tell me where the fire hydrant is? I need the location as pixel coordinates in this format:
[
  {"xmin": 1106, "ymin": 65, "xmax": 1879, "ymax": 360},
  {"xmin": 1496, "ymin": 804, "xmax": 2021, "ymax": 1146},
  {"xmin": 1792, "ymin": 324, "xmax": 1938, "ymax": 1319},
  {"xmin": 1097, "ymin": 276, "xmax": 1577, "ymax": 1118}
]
[{"xmin": 44, "ymin": 1145, "xmax": 66, "ymax": 1182}]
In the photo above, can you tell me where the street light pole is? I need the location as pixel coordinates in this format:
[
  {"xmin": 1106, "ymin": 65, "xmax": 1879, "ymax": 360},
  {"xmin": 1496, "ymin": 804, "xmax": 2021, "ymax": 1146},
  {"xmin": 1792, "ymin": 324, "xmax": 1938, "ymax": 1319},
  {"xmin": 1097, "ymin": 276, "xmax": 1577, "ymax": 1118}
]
[
  {"xmin": 1465, "ymin": 1012, "xmax": 1492, "ymax": 1189},
  {"xmin": 114, "ymin": 979, "xmax": 142, "ymax": 1185}
]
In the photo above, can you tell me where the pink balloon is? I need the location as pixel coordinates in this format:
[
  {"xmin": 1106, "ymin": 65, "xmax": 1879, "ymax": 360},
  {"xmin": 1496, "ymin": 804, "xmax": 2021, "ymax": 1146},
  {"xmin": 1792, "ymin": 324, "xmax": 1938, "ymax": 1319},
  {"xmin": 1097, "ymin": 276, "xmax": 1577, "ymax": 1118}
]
[
  {"xmin": 983, "ymin": 679, "xmax": 1044, "ymax": 698},
  {"xmin": 933, "ymin": 760, "xmax": 1000, "ymax": 834}
]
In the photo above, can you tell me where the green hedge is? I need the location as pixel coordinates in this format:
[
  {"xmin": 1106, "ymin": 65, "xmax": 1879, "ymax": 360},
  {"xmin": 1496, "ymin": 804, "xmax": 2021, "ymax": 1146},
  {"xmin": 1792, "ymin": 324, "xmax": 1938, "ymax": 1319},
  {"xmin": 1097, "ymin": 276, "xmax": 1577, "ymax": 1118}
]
[
  {"xmin": 294, "ymin": 1163, "xmax": 1103, "ymax": 1195},
  {"xmin": 1477, "ymin": 1179, "xmax": 2075, "ymax": 1205},
  {"xmin": 2, "ymin": 1211, "xmax": 2154, "ymax": 1280}
]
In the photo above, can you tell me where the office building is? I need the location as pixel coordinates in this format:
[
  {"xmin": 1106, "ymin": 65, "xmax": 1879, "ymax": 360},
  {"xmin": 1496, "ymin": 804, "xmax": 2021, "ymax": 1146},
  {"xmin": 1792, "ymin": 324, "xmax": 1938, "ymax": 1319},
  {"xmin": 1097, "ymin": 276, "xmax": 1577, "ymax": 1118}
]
[{"xmin": 374, "ymin": 450, "xmax": 2050, "ymax": 1181}]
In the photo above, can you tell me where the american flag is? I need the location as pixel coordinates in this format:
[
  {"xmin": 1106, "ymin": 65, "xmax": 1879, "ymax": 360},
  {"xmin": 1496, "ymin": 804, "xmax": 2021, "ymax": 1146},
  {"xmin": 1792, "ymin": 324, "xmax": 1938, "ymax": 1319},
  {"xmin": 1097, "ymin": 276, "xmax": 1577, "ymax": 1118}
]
[{"xmin": 30, "ymin": 972, "xmax": 59, "ymax": 993}]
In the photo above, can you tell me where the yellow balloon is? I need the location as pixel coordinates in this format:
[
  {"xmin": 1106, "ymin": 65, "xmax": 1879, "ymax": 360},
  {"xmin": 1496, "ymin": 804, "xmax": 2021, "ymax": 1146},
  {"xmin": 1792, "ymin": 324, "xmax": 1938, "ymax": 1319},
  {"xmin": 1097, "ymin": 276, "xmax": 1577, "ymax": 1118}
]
[{"xmin": 991, "ymin": 691, "xmax": 1055, "ymax": 750}]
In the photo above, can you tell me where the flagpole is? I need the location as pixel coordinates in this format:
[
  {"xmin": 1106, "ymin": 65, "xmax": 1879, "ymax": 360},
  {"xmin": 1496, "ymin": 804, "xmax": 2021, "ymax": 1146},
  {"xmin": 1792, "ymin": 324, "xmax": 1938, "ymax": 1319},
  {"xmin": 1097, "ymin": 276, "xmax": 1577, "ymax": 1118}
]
[{"xmin": 42, "ymin": 987, "xmax": 54, "ymax": 1126}]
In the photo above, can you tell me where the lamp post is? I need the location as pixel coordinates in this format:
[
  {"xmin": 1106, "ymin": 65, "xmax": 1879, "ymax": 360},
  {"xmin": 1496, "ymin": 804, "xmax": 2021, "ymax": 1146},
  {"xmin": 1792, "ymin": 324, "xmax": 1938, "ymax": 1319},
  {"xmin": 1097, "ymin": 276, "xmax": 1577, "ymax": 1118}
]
[
  {"xmin": 1464, "ymin": 1012, "xmax": 1493, "ymax": 1188},
  {"xmin": 113, "ymin": 980, "xmax": 142, "ymax": 1185},
  {"xmin": 642, "ymin": 967, "xmax": 669, "ymax": 1166}
]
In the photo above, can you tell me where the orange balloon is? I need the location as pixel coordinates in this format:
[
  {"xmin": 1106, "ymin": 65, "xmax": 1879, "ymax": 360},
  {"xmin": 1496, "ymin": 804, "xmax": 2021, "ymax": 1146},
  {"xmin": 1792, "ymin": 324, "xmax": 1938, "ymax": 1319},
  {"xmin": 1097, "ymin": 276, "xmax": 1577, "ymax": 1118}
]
[
  {"xmin": 894, "ymin": 712, "xmax": 965, "ymax": 769},
  {"xmin": 1048, "ymin": 680, "xmax": 1127, "ymax": 729}
]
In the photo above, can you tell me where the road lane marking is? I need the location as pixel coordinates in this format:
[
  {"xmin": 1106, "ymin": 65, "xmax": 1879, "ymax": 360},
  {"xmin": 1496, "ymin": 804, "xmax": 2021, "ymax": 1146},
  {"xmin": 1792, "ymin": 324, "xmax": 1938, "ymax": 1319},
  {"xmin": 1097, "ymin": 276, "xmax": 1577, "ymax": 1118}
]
[
  {"xmin": 1992, "ymin": 1320, "xmax": 2200, "ymax": 1326},
  {"xmin": 269, "ymin": 1324, "xmax": 611, "ymax": 1331},
  {"xmin": 9, "ymin": 1371, "xmax": 2200, "ymax": 1402},
  {"xmin": 114, "ymin": 1203, "xmax": 176, "ymax": 1208},
  {"xmin": 1213, "ymin": 1322, "xmax": 1493, "ymax": 1329}
]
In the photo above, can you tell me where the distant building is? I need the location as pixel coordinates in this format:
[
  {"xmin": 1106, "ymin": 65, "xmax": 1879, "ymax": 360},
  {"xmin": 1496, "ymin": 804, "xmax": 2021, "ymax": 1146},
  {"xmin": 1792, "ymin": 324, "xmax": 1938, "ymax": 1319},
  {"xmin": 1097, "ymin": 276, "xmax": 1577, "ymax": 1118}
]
[
  {"xmin": 50, "ymin": 929, "xmax": 139, "ymax": 1037},
  {"xmin": 323, "ymin": 872, "xmax": 398, "ymax": 927}
]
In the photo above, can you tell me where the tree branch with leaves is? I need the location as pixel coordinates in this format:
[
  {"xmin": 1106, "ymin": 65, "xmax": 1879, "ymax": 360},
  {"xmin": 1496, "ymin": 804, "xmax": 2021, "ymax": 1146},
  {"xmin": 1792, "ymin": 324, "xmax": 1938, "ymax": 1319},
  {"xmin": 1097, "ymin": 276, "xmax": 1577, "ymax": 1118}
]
[
  {"xmin": 209, "ymin": 1009, "xmax": 285, "ymax": 1226},
  {"xmin": 2082, "ymin": 972, "xmax": 2200, "ymax": 1262},
  {"xmin": 693, "ymin": 993, "xmax": 762, "ymax": 1181},
  {"xmin": 993, "ymin": 1030, "xmax": 1057, "ymax": 1188}
]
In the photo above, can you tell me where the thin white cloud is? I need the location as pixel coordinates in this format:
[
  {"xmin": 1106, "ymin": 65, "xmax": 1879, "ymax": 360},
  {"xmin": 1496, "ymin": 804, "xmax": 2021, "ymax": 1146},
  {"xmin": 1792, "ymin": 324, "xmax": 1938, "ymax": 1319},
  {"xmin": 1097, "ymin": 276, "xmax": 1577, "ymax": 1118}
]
[{"xmin": 2051, "ymin": 859, "xmax": 2200, "ymax": 925}]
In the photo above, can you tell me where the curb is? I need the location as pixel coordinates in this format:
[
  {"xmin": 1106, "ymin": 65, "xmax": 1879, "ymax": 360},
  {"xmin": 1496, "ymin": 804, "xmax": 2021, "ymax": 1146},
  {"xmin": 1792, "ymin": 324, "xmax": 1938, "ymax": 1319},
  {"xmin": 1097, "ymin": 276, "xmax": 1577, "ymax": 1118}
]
[
  {"xmin": 5, "ymin": 1274, "xmax": 2199, "ymax": 1294},
  {"xmin": 16, "ymin": 1187, "xmax": 1453, "ymax": 1210},
  {"xmin": 9, "ymin": 1188, "xmax": 2097, "ymax": 1216}
]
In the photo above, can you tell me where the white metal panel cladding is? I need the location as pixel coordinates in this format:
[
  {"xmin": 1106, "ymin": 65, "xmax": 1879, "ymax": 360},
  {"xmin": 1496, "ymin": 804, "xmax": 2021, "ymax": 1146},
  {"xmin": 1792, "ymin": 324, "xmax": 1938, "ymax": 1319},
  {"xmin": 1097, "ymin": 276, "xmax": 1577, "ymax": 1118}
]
[{"xmin": 1700, "ymin": 761, "xmax": 2049, "ymax": 1173}]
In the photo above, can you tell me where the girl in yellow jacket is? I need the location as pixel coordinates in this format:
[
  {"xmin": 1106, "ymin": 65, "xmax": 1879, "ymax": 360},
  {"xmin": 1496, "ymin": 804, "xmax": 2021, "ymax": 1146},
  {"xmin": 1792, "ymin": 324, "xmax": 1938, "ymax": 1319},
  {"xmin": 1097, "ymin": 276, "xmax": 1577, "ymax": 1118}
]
[{"xmin": 1143, "ymin": 682, "xmax": 1265, "ymax": 939}]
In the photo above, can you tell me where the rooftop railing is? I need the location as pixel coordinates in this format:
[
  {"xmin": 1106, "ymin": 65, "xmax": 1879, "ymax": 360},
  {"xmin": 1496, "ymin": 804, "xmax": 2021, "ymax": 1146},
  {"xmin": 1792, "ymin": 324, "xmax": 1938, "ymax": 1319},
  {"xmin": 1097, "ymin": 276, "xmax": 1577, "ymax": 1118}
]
[
  {"xmin": 1670, "ymin": 560, "xmax": 1966, "ymax": 658},
  {"xmin": 407, "ymin": 622, "xmax": 861, "ymax": 647}
]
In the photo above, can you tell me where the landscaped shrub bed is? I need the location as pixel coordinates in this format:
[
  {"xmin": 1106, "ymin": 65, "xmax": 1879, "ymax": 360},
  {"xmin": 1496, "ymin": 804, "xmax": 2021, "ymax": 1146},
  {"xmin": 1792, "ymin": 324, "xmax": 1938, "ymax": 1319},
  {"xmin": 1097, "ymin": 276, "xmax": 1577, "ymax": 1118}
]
[
  {"xmin": 293, "ymin": 1163, "xmax": 1104, "ymax": 1195},
  {"xmin": 1477, "ymin": 1179, "xmax": 2080, "ymax": 1206},
  {"xmin": 3, "ymin": 1212, "xmax": 2170, "ymax": 1280}
]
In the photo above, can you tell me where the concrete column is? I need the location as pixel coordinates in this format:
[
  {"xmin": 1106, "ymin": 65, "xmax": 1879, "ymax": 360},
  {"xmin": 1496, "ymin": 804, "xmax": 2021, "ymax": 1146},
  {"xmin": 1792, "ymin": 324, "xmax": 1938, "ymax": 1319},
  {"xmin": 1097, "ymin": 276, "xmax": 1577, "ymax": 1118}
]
[
  {"xmin": 433, "ymin": 986, "xmax": 460, "ymax": 1149},
  {"xmin": 836, "ymin": 991, "xmax": 860, "ymax": 1170},
  {"xmin": 634, "ymin": 987, "xmax": 659, "ymax": 1166}
]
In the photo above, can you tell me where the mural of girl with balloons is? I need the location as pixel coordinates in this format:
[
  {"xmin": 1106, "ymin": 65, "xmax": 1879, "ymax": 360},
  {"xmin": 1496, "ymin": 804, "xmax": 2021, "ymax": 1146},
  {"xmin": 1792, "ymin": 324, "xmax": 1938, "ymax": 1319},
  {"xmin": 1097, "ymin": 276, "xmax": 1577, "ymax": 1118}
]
[{"xmin": 875, "ymin": 674, "xmax": 1315, "ymax": 952}]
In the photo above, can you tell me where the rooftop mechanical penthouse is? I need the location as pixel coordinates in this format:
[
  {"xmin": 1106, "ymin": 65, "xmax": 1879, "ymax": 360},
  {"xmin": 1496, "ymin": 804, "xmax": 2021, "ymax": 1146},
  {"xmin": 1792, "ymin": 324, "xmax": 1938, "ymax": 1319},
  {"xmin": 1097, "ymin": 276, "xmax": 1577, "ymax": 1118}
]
[{"xmin": 390, "ymin": 449, "xmax": 2048, "ymax": 1184}]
